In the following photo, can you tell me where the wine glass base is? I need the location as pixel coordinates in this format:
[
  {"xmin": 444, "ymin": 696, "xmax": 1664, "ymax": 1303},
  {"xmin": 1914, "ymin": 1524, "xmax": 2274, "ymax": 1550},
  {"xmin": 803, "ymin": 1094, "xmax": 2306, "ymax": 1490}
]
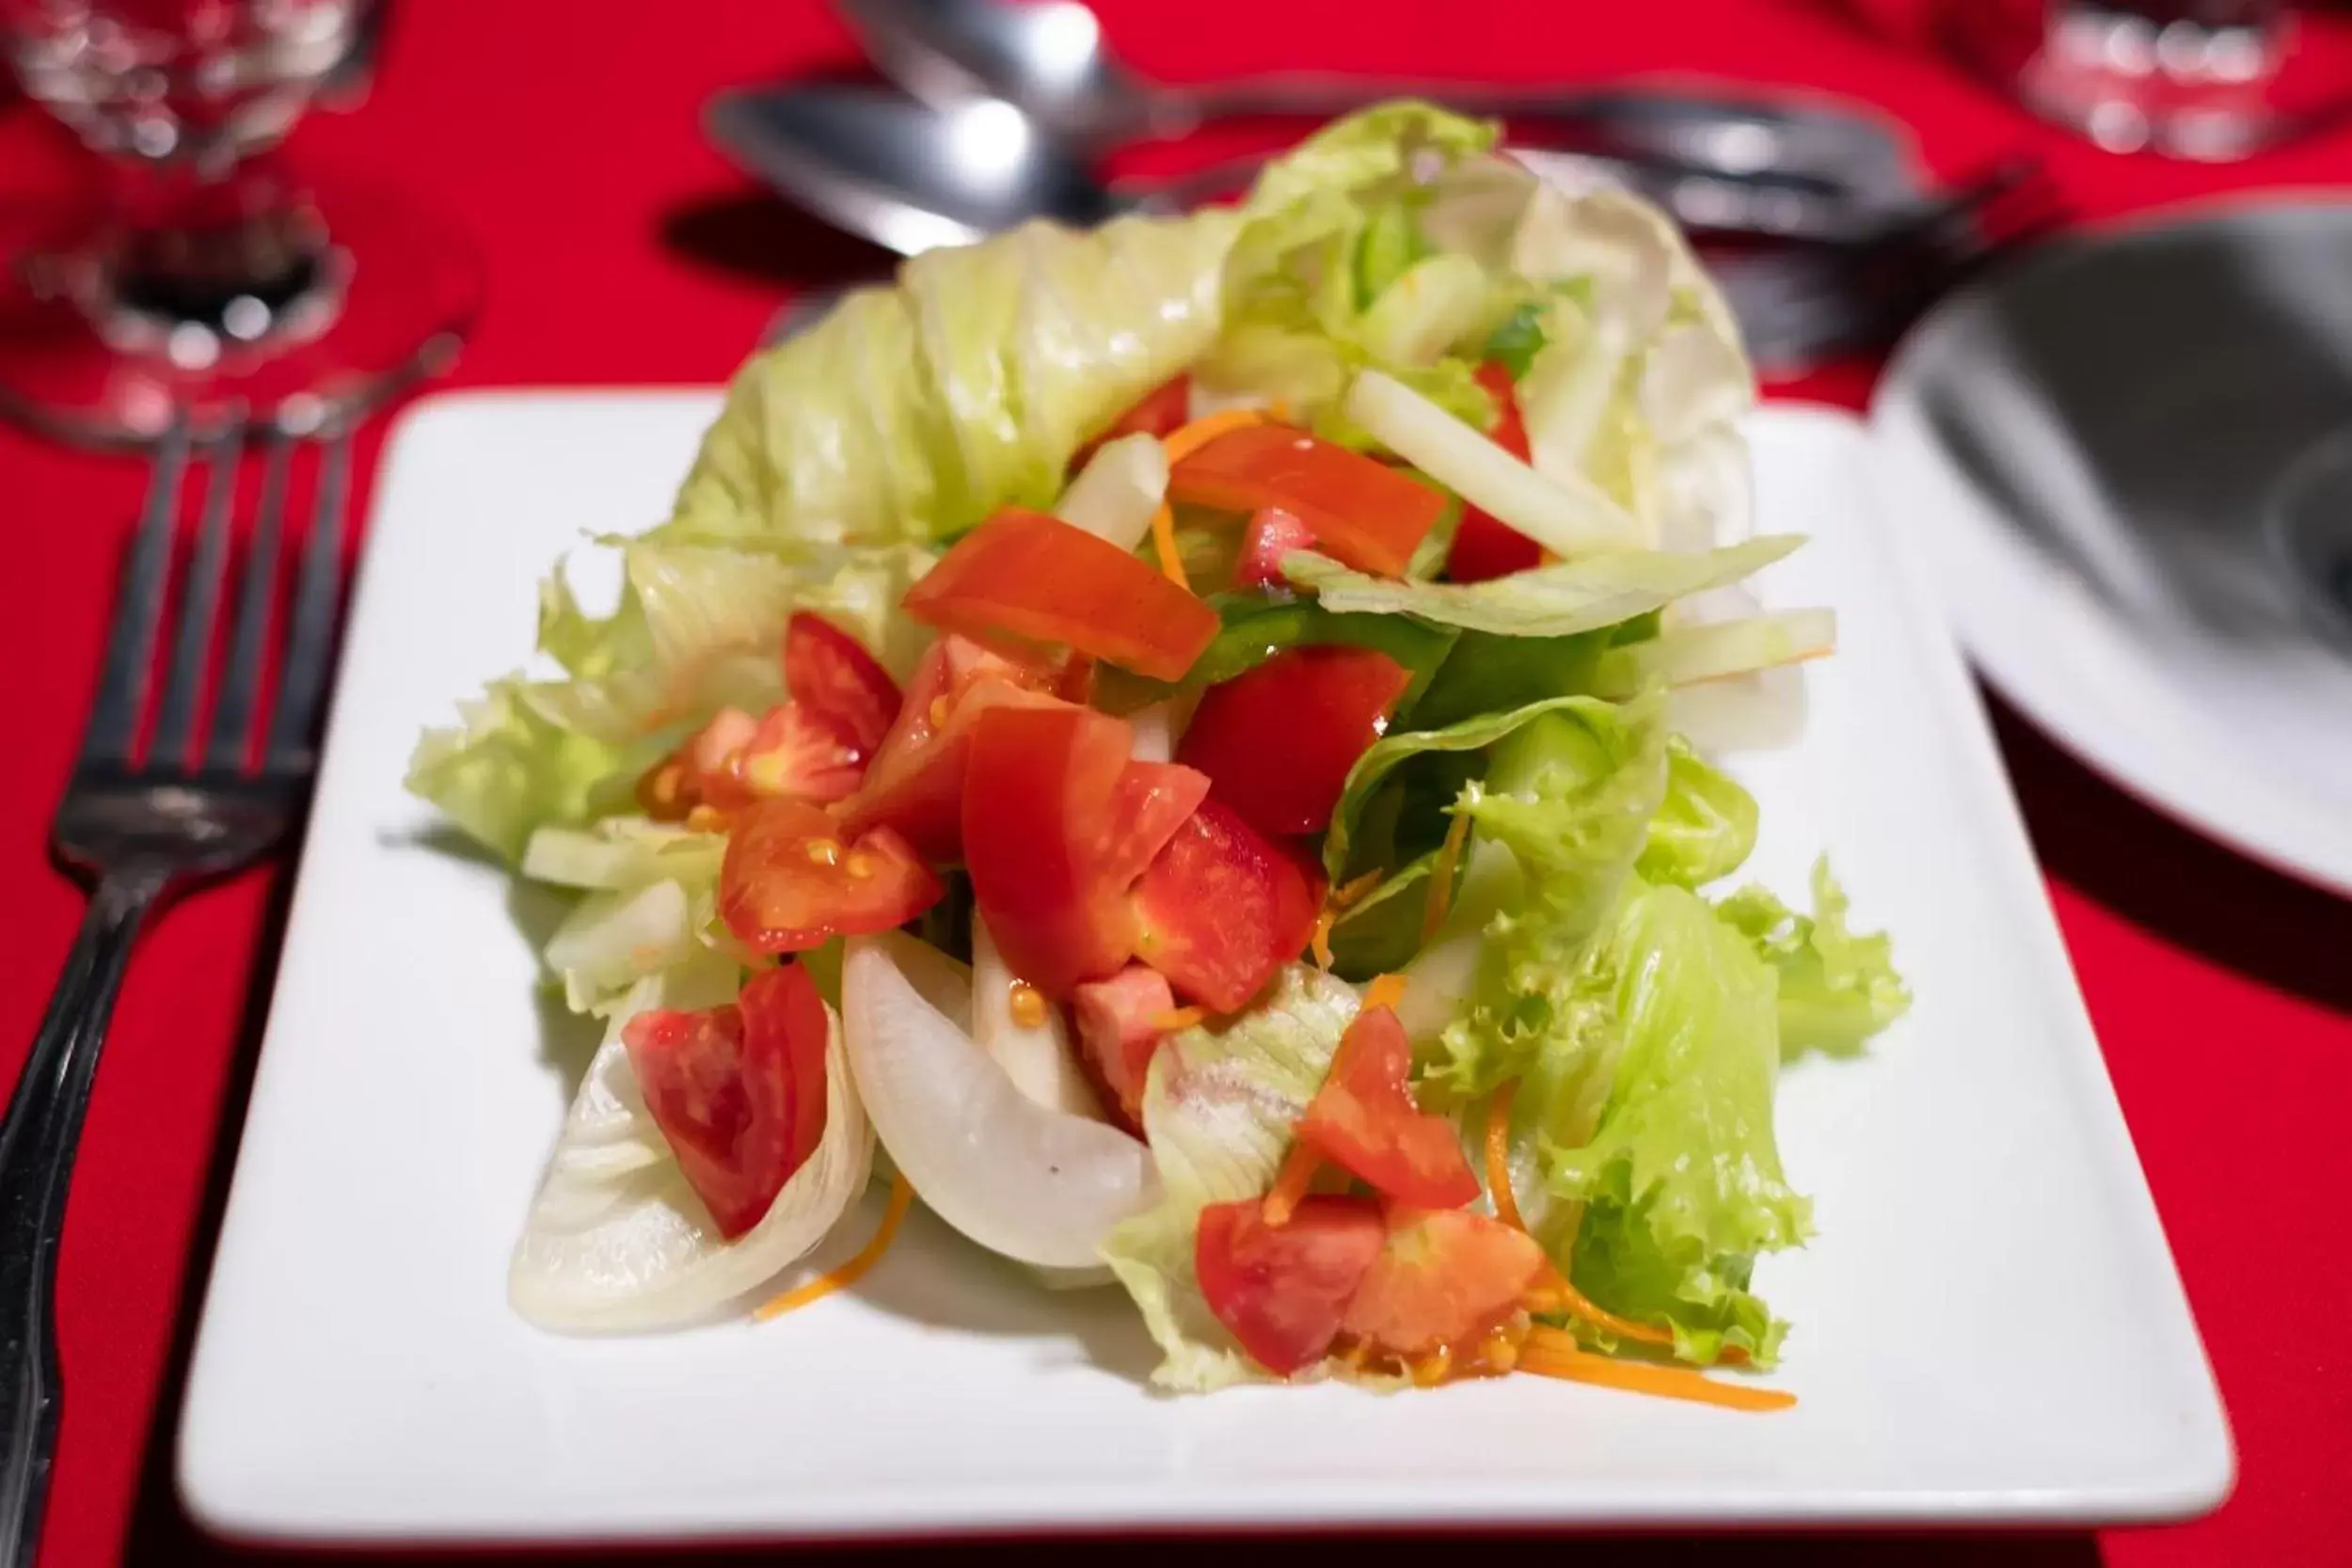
[
  {"xmin": 1939, "ymin": 1, "xmax": 2352, "ymax": 160},
  {"xmin": 0, "ymin": 168, "xmax": 478, "ymax": 447}
]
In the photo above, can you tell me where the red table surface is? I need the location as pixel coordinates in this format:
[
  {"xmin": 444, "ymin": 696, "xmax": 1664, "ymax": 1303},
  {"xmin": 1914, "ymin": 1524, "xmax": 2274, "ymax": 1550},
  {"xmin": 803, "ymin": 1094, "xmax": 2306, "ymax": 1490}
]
[{"xmin": 2, "ymin": 1, "xmax": 2348, "ymax": 1564}]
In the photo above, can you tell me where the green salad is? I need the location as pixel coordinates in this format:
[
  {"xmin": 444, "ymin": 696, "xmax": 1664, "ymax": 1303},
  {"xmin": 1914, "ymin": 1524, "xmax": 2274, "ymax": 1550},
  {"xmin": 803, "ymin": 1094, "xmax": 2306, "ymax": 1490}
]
[{"xmin": 410, "ymin": 103, "xmax": 1908, "ymax": 1400}]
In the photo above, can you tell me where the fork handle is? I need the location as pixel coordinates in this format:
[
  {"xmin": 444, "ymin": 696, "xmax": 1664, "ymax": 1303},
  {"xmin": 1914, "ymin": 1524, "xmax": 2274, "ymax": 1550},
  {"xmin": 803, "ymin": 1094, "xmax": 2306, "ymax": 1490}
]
[{"xmin": 0, "ymin": 875, "xmax": 161, "ymax": 1568}]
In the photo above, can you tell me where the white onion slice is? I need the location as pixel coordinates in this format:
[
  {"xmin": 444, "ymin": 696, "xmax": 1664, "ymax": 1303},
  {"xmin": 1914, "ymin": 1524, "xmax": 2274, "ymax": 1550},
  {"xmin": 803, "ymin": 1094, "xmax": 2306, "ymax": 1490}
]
[
  {"xmin": 1594, "ymin": 609, "xmax": 1836, "ymax": 695},
  {"xmin": 842, "ymin": 933, "xmax": 1157, "ymax": 1269},
  {"xmin": 1660, "ymin": 584, "xmax": 1812, "ymax": 753},
  {"xmin": 1054, "ymin": 433, "xmax": 1167, "ymax": 552},
  {"xmin": 971, "ymin": 918, "xmax": 1107, "ymax": 1121},
  {"xmin": 1345, "ymin": 370, "xmax": 1643, "ymax": 558},
  {"xmin": 509, "ymin": 957, "xmax": 876, "ymax": 1333}
]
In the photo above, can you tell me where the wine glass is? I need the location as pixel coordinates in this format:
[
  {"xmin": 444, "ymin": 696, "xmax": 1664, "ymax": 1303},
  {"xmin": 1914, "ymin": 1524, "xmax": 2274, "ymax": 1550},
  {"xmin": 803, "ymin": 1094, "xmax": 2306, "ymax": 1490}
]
[
  {"xmin": 0, "ymin": 0, "xmax": 478, "ymax": 444},
  {"xmin": 1937, "ymin": 0, "xmax": 2352, "ymax": 158}
]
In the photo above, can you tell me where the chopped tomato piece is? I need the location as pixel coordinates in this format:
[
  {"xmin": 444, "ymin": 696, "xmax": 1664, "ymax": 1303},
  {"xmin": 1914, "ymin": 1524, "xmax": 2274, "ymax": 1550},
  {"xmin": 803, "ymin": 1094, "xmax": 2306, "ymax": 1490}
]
[
  {"xmin": 1299, "ymin": 1005, "xmax": 1481, "ymax": 1208},
  {"xmin": 963, "ymin": 705, "xmax": 1213, "ymax": 996},
  {"xmin": 1131, "ymin": 800, "xmax": 1325, "ymax": 1011},
  {"xmin": 1070, "ymin": 964, "xmax": 1177, "ymax": 1132},
  {"xmin": 902, "ymin": 508, "xmax": 1218, "ymax": 681},
  {"xmin": 718, "ymin": 702, "xmax": 864, "ymax": 808},
  {"xmin": 719, "ymin": 799, "xmax": 944, "ymax": 953},
  {"xmin": 1077, "ymin": 375, "xmax": 1190, "ymax": 466},
  {"xmin": 1196, "ymin": 1195, "xmax": 1387, "ymax": 1375},
  {"xmin": 1104, "ymin": 760, "xmax": 1213, "ymax": 883},
  {"xmin": 622, "ymin": 963, "xmax": 830, "ymax": 1240},
  {"xmin": 840, "ymin": 634, "xmax": 1070, "ymax": 863},
  {"xmin": 785, "ymin": 612, "xmax": 902, "ymax": 752},
  {"xmin": 1176, "ymin": 646, "xmax": 1411, "ymax": 837},
  {"xmin": 1234, "ymin": 506, "xmax": 1321, "ymax": 592},
  {"xmin": 1339, "ymin": 1206, "xmax": 1548, "ymax": 1357},
  {"xmin": 1446, "ymin": 364, "xmax": 1543, "ymax": 583},
  {"xmin": 1168, "ymin": 424, "xmax": 1447, "ymax": 578}
]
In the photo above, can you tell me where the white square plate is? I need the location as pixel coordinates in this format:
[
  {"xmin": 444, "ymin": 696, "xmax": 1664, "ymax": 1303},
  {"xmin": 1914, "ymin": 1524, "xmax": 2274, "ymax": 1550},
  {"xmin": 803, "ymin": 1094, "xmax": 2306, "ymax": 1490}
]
[{"xmin": 176, "ymin": 391, "xmax": 2233, "ymax": 1544}]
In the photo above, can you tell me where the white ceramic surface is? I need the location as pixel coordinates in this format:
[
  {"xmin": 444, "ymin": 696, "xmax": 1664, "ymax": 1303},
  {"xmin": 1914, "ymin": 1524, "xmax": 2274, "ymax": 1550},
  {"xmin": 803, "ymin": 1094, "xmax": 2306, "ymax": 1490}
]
[
  {"xmin": 175, "ymin": 390, "xmax": 2232, "ymax": 1544},
  {"xmin": 1870, "ymin": 200, "xmax": 2352, "ymax": 897}
]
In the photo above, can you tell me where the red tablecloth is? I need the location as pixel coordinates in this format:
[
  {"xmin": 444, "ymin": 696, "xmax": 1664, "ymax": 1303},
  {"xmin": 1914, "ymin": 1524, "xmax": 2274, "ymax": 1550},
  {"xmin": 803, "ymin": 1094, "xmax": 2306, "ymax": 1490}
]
[{"xmin": 2, "ymin": 2, "xmax": 2347, "ymax": 1564}]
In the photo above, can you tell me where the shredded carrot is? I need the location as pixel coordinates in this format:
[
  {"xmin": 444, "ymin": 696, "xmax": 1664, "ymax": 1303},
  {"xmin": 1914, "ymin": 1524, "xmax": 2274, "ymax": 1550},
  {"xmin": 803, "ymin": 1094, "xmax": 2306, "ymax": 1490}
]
[
  {"xmin": 1149, "ymin": 502, "xmax": 1188, "ymax": 588},
  {"xmin": 1151, "ymin": 1006, "xmax": 1205, "ymax": 1033},
  {"xmin": 1159, "ymin": 407, "xmax": 1271, "ymax": 466},
  {"xmin": 1422, "ymin": 808, "xmax": 1471, "ymax": 942},
  {"xmin": 1522, "ymin": 1267, "xmax": 1749, "ymax": 1364},
  {"xmin": 1516, "ymin": 1326, "xmax": 1793, "ymax": 1412},
  {"xmin": 1362, "ymin": 972, "xmax": 1406, "ymax": 1013},
  {"xmin": 1309, "ymin": 870, "xmax": 1387, "ymax": 971},
  {"xmin": 1485, "ymin": 1081, "xmax": 1525, "ymax": 1231},
  {"xmin": 1262, "ymin": 1139, "xmax": 1321, "ymax": 1227},
  {"xmin": 755, "ymin": 1175, "xmax": 915, "ymax": 1322}
]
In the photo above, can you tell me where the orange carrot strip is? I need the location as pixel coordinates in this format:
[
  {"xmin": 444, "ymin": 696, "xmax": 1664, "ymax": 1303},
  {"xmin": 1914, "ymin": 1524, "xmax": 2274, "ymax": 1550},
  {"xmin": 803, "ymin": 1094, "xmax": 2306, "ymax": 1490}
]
[
  {"xmin": 1362, "ymin": 973, "xmax": 1406, "ymax": 1013},
  {"xmin": 1149, "ymin": 503, "xmax": 1188, "ymax": 588},
  {"xmin": 1151, "ymin": 1006, "xmax": 1206, "ymax": 1032},
  {"xmin": 755, "ymin": 1175, "xmax": 915, "ymax": 1322},
  {"xmin": 1518, "ymin": 1327, "xmax": 1792, "ymax": 1411},
  {"xmin": 1310, "ymin": 906, "xmax": 1339, "ymax": 970},
  {"xmin": 1331, "ymin": 869, "xmax": 1386, "ymax": 908},
  {"xmin": 1261, "ymin": 1139, "xmax": 1322, "ymax": 1227},
  {"xmin": 1422, "ymin": 808, "xmax": 1471, "ymax": 942},
  {"xmin": 1160, "ymin": 407, "xmax": 1273, "ymax": 466},
  {"xmin": 1485, "ymin": 1081, "xmax": 1525, "ymax": 1231},
  {"xmin": 1522, "ymin": 1269, "xmax": 1749, "ymax": 1365}
]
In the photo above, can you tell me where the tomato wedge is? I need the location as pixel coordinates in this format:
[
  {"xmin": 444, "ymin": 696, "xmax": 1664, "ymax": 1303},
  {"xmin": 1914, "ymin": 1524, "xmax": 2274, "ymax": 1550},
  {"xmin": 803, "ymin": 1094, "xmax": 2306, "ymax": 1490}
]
[
  {"xmin": 963, "ymin": 704, "xmax": 1210, "ymax": 996},
  {"xmin": 785, "ymin": 611, "xmax": 901, "ymax": 752},
  {"xmin": 1445, "ymin": 363, "xmax": 1544, "ymax": 583},
  {"xmin": 1339, "ymin": 1206, "xmax": 1548, "ymax": 1356},
  {"xmin": 902, "ymin": 508, "xmax": 1218, "ymax": 681},
  {"xmin": 719, "ymin": 799, "xmax": 944, "ymax": 953},
  {"xmin": 1234, "ymin": 505, "xmax": 1320, "ymax": 593},
  {"xmin": 1299, "ymin": 1005, "xmax": 1481, "ymax": 1208},
  {"xmin": 621, "ymin": 962, "xmax": 830, "ymax": 1240},
  {"xmin": 1168, "ymin": 424, "xmax": 1447, "ymax": 578},
  {"xmin": 1176, "ymin": 646, "xmax": 1411, "ymax": 837},
  {"xmin": 1131, "ymin": 799, "xmax": 1324, "ymax": 1011},
  {"xmin": 1196, "ymin": 1195, "xmax": 1387, "ymax": 1375},
  {"xmin": 1077, "ymin": 374, "xmax": 1189, "ymax": 464},
  {"xmin": 840, "ymin": 634, "xmax": 1070, "ymax": 863},
  {"xmin": 719, "ymin": 702, "xmax": 865, "ymax": 808},
  {"xmin": 1070, "ymin": 963, "xmax": 1177, "ymax": 1132}
]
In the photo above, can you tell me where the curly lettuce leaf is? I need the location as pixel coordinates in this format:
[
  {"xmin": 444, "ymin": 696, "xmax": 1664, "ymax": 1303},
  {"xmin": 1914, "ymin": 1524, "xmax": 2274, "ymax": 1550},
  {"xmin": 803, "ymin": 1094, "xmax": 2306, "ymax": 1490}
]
[
  {"xmin": 1543, "ymin": 879, "xmax": 1809, "ymax": 1366},
  {"xmin": 1282, "ymin": 536, "xmax": 1803, "ymax": 638},
  {"xmin": 1099, "ymin": 965, "xmax": 1361, "ymax": 1391},
  {"xmin": 1415, "ymin": 695, "xmax": 1667, "ymax": 1096},
  {"xmin": 1717, "ymin": 860, "xmax": 1912, "ymax": 1058},
  {"xmin": 1638, "ymin": 739, "xmax": 1758, "ymax": 888},
  {"xmin": 406, "ymin": 680, "xmax": 644, "ymax": 863}
]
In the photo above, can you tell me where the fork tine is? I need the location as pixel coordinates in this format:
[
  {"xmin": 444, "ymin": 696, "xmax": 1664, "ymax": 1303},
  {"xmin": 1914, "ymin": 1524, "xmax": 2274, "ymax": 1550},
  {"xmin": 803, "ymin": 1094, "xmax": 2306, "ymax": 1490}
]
[
  {"xmin": 265, "ymin": 428, "xmax": 353, "ymax": 772},
  {"xmin": 149, "ymin": 421, "xmax": 244, "ymax": 768},
  {"xmin": 81, "ymin": 419, "xmax": 192, "ymax": 766},
  {"xmin": 205, "ymin": 428, "xmax": 292, "ymax": 773}
]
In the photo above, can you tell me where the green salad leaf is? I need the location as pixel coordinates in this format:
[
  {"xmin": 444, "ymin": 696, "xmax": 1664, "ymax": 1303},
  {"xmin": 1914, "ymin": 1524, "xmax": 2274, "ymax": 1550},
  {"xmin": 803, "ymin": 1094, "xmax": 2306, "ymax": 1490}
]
[
  {"xmin": 1718, "ymin": 860, "xmax": 1912, "ymax": 1058},
  {"xmin": 1638, "ymin": 739, "xmax": 1759, "ymax": 888}
]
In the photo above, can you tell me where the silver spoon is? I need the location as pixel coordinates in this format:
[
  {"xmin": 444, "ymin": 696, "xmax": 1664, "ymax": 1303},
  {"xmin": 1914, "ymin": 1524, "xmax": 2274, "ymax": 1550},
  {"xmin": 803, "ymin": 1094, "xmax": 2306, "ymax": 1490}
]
[
  {"xmin": 705, "ymin": 84, "xmax": 1911, "ymax": 261},
  {"xmin": 833, "ymin": 0, "xmax": 1915, "ymax": 196}
]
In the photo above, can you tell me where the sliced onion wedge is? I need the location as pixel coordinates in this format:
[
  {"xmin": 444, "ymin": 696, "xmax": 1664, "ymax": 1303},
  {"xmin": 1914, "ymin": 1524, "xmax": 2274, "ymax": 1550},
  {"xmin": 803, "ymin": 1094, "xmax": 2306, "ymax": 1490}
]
[
  {"xmin": 1055, "ymin": 432, "xmax": 1168, "ymax": 552},
  {"xmin": 842, "ymin": 932, "xmax": 1158, "ymax": 1269},
  {"xmin": 509, "ymin": 954, "xmax": 875, "ymax": 1333},
  {"xmin": 1345, "ymin": 368, "xmax": 1643, "ymax": 558},
  {"xmin": 1592, "ymin": 609, "xmax": 1836, "ymax": 696},
  {"xmin": 971, "ymin": 917, "xmax": 1107, "ymax": 1121}
]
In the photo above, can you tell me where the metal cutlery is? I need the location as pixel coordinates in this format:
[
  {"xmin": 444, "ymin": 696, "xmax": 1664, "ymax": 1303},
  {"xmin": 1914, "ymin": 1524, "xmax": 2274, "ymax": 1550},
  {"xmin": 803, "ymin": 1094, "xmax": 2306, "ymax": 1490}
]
[
  {"xmin": 0, "ymin": 414, "xmax": 356, "ymax": 1564},
  {"xmin": 704, "ymin": 82, "xmax": 1922, "ymax": 260},
  {"xmin": 833, "ymin": 0, "xmax": 1915, "ymax": 203}
]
